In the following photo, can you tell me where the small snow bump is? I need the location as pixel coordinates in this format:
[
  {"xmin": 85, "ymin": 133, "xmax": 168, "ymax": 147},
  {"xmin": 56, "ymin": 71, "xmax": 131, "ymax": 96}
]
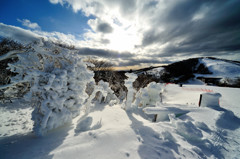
[
  {"xmin": 125, "ymin": 152, "xmax": 130, "ymax": 157},
  {"xmin": 10, "ymin": 110, "xmax": 16, "ymax": 113}
]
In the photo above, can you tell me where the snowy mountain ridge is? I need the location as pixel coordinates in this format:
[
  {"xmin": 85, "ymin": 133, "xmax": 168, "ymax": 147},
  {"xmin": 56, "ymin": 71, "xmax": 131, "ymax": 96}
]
[{"xmin": 142, "ymin": 57, "xmax": 240, "ymax": 87}]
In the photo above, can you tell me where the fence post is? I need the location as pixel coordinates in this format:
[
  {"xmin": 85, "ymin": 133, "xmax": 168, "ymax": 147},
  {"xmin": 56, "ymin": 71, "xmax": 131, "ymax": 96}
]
[{"xmin": 199, "ymin": 94, "xmax": 202, "ymax": 107}]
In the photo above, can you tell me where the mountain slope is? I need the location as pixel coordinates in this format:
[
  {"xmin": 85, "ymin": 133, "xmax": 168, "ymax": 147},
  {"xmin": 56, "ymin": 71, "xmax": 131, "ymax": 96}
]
[{"xmin": 143, "ymin": 57, "xmax": 240, "ymax": 87}]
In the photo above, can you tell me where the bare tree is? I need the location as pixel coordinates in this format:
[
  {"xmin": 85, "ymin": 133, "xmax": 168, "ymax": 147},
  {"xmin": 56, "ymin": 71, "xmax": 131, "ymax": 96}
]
[{"xmin": 86, "ymin": 58, "xmax": 128, "ymax": 98}]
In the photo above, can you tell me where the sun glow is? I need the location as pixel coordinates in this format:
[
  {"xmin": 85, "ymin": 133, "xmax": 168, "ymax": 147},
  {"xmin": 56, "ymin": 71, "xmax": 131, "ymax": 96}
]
[{"xmin": 107, "ymin": 26, "xmax": 140, "ymax": 52}]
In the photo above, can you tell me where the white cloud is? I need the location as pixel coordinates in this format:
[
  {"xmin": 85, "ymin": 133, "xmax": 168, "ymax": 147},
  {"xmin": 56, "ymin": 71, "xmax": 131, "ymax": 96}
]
[
  {"xmin": 47, "ymin": 0, "xmax": 240, "ymax": 63},
  {"xmin": 0, "ymin": 22, "xmax": 178, "ymax": 66},
  {"xmin": 17, "ymin": 19, "xmax": 41, "ymax": 30},
  {"xmin": 47, "ymin": 0, "xmax": 168, "ymax": 53},
  {"xmin": 34, "ymin": 30, "xmax": 77, "ymax": 44},
  {"xmin": 49, "ymin": 0, "xmax": 63, "ymax": 4}
]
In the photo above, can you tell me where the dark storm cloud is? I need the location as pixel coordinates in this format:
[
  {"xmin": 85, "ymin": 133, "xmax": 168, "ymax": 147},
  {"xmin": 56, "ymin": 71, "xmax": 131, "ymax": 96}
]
[
  {"xmin": 163, "ymin": 0, "xmax": 207, "ymax": 23},
  {"xmin": 97, "ymin": 22, "xmax": 113, "ymax": 33},
  {"xmin": 76, "ymin": 47, "xmax": 170, "ymax": 66},
  {"xmin": 141, "ymin": 0, "xmax": 240, "ymax": 57},
  {"xmin": 120, "ymin": 58, "xmax": 170, "ymax": 66},
  {"xmin": 77, "ymin": 47, "xmax": 133, "ymax": 58},
  {"xmin": 100, "ymin": 38, "xmax": 110, "ymax": 44},
  {"xmin": 119, "ymin": 0, "xmax": 136, "ymax": 16}
]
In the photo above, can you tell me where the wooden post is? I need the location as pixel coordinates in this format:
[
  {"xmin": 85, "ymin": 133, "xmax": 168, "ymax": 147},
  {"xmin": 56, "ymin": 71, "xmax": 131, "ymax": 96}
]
[
  {"xmin": 199, "ymin": 94, "xmax": 202, "ymax": 107},
  {"xmin": 160, "ymin": 92, "xmax": 163, "ymax": 103}
]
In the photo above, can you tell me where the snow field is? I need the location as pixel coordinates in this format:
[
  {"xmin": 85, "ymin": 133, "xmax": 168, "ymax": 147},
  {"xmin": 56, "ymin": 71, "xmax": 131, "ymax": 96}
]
[
  {"xmin": 163, "ymin": 84, "xmax": 240, "ymax": 158},
  {"xmin": 51, "ymin": 105, "xmax": 141, "ymax": 159},
  {"xmin": 1, "ymin": 82, "xmax": 240, "ymax": 158},
  {"xmin": 1, "ymin": 24, "xmax": 240, "ymax": 159},
  {"xmin": 0, "ymin": 100, "xmax": 33, "ymax": 137}
]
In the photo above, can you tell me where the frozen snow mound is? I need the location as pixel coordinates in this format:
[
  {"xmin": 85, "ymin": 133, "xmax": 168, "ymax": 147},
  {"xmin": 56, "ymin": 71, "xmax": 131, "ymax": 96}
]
[
  {"xmin": 6, "ymin": 39, "xmax": 95, "ymax": 136},
  {"xmin": 143, "ymin": 106, "xmax": 190, "ymax": 122},
  {"xmin": 84, "ymin": 80, "xmax": 120, "ymax": 114},
  {"xmin": 124, "ymin": 73, "xmax": 138, "ymax": 110},
  {"xmin": 134, "ymin": 82, "xmax": 164, "ymax": 109},
  {"xmin": 199, "ymin": 92, "xmax": 221, "ymax": 107}
]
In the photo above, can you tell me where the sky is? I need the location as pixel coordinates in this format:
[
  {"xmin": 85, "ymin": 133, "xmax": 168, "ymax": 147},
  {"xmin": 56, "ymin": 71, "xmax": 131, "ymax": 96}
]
[{"xmin": 1, "ymin": 0, "xmax": 240, "ymax": 66}]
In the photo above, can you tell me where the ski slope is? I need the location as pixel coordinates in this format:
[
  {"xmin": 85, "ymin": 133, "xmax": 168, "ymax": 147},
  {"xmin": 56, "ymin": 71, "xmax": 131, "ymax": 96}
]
[
  {"xmin": 1, "ymin": 83, "xmax": 240, "ymax": 159},
  {"xmin": 198, "ymin": 58, "xmax": 240, "ymax": 78}
]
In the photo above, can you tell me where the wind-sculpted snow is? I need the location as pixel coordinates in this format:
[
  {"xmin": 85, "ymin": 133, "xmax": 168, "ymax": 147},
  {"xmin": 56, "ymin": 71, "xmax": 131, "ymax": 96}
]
[
  {"xmin": 6, "ymin": 40, "xmax": 95, "ymax": 136},
  {"xmin": 134, "ymin": 82, "xmax": 164, "ymax": 109},
  {"xmin": 84, "ymin": 80, "xmax": 119, "ymax": 114},
  {"xmin": 124, "ymin": 73, "xmax": 138, "ymax": 110}
]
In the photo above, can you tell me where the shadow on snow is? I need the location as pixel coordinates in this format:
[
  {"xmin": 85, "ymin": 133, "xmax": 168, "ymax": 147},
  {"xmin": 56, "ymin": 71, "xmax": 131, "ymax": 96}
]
[
  {"xmin": 0, "ymin": 124, "xmax": 72, "ymax": 159},
  {"xmin": 126, "ymin": 110, "xmax": 178, "ymax": 159}
]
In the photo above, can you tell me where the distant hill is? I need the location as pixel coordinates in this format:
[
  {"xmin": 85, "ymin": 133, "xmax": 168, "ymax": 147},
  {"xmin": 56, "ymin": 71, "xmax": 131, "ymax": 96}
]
[{"xmin": 136, "ymin": 57, "xmax": 240, "ymax": 88}]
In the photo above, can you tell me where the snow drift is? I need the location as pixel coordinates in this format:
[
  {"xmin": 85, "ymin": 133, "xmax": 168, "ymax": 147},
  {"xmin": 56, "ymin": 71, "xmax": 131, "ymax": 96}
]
[{"xmin": 1, "ymin": 38, "xmax": 97, "ymax": 136}]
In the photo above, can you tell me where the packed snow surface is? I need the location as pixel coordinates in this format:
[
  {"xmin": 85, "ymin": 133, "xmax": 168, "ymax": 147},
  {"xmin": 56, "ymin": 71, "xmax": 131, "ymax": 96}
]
[
  {"xmin": 0, "ymin": 99, "xmax": 33, "ymax": 137},
  {"xmin": 1, "ymin": 83, "xmax": 240, "ymax": 159}
]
